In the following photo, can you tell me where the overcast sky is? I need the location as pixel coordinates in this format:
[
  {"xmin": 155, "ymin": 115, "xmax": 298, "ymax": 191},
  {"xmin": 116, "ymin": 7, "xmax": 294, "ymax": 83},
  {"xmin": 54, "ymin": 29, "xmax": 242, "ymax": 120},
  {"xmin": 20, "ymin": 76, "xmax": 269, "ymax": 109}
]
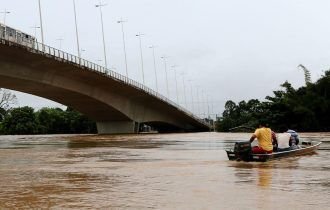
[{"xmin": 1, "ymin": 0, "xmax": 330, "ymax": 118}]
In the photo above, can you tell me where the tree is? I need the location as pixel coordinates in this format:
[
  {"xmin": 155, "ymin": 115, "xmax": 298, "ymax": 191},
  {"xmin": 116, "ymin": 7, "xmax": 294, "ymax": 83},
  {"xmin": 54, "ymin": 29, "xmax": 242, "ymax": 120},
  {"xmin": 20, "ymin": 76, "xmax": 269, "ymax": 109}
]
[
  {"xmin": 36, "ymin": 107, "xmax": 68, "ymax": 134},
  {"xmin": 64, "ymin": 107, "xmax": 97, "ymax": 134},
  {"xmin": 1, "ymin": 106, "xmax": 38, "ymax": 134},
  {"xmin": 298, "ymin": 64, "xmax": 312, "ymax": 85},
  {"xmin": 0, "ymin": 88, "xmax": 17, "ymax": 110},
  {"xmin": 35, "ymin": 107, "xmax": 97, "ymax": 134},
  {"xmin": 0, "ymin": 88, "xmax": 17, "ymax": 121},
  {"xmin": 216, "ymin": 70, "xmax": 330, "ymax": 132}
]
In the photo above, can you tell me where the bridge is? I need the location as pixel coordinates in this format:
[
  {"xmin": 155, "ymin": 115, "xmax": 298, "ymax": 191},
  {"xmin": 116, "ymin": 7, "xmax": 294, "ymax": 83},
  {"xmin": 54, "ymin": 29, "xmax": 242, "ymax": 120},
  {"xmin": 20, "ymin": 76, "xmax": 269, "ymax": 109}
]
[{"xmin": 0, "ymin": 37, "xmax": 211, "ymax": 134}]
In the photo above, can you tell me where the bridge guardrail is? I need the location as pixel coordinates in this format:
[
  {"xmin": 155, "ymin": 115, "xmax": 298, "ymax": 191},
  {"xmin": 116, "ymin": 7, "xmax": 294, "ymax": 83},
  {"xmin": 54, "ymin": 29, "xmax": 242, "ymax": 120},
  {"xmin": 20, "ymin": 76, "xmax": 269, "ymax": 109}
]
[{"xmin": 0, "ymin": 37, "xmax": 210, "ymax": 128}]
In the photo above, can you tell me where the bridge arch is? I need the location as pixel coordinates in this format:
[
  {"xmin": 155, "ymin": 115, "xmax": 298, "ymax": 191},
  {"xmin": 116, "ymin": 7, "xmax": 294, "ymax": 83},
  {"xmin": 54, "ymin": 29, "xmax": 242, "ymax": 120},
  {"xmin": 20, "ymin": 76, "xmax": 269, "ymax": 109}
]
[{"xmin": 0, "ymin": 38, "xmax": 210, "ymax": 134}]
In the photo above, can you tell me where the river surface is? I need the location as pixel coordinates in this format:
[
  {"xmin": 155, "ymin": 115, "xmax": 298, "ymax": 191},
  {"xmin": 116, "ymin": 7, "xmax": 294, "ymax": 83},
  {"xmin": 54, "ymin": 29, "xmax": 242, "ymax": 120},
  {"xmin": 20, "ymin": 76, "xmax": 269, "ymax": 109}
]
[{"xmin": 0, "ymin": 132, "xmax": 329, "ymax": 209}]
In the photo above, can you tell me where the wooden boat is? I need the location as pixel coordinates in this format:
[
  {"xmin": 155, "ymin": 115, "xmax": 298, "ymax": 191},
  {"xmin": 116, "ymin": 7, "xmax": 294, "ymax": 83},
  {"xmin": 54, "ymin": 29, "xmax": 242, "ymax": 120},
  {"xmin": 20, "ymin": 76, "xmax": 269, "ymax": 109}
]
[{"xmin": 226, "ymin": 140, "xmax": 322, "ymax": 162}]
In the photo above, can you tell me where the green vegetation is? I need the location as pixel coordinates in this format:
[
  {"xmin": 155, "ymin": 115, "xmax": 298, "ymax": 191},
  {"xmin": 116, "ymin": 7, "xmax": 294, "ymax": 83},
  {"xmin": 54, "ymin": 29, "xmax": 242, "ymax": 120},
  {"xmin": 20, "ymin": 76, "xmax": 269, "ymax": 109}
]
[
  {"xmin": 0, "ymin": 106, "xmax": 97, "ymax": 135},
  {"xmin": 216, "ymin": 70, "xmax": 330, "ymax": 132},
  {"xmin": 1, "ymin": 69, "xmax": 329, "ymax": 135}
]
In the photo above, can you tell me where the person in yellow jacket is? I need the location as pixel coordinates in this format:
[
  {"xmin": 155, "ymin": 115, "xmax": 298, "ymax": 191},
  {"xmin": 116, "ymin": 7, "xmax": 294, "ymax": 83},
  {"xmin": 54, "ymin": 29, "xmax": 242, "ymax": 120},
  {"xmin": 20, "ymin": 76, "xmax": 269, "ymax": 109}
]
[{"xmin": 249, "ymin": 123, "xmax": 273, "ymax": 154}]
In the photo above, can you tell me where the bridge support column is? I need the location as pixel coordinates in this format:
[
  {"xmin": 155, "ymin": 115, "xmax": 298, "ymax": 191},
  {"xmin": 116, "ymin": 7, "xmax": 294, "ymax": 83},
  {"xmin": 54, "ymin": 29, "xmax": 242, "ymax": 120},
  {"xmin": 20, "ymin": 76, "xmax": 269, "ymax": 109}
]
[{"xmin": 96, "ymin": 121, "xmax": 138, "ymax": 134}]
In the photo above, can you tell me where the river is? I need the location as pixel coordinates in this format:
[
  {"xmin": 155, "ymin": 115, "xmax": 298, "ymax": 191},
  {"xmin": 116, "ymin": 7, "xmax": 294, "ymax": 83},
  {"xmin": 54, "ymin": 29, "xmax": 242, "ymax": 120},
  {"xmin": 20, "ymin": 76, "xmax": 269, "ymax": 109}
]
[{"xmin": 0, "ymin": 132, "xmax": 329, "ymax": 209}]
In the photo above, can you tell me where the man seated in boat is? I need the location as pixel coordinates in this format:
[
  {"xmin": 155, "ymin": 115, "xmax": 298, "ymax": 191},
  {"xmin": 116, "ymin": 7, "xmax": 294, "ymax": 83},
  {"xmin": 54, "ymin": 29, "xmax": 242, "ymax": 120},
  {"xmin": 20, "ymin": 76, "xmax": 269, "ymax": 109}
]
[
  {"xmin": 276, "ymin": 132, "xmax": 291, "ymax": 151},
  {"xmin": 249, "ymin": 122, "xmax": 273, "ymax": 154},
  {"xmin": 276, "ymin": 128, "xmax": 300, "ymax": 151},
  {"xmin": 287, "ymin": 129, "xmax": 300, "ymax": 149},
  {"xmin": 271, "ymin": 130, "xmax": 278, "ymax": 152}
]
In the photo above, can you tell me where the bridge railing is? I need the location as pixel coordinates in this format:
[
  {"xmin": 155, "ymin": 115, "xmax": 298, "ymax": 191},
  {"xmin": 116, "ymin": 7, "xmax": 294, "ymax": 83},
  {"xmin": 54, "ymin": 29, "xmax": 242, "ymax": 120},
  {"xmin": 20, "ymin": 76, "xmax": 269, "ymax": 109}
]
[{"xmin": 0, "ymin": 37, "xmax": 211, "ymax": 128}]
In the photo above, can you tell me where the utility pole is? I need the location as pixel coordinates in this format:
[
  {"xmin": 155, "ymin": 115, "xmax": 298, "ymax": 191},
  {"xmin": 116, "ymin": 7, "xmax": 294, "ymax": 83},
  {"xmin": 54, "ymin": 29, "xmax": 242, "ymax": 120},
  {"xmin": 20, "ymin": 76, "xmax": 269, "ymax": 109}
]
[
  {"xmin": 171, "ymin": 65, "xmax": 179, "ymax": 104},
  {"xmin": 206, "ymin": 95, "xmax": 210, "ymax": 121},
  {"xmin": 80, "ymin": 49, "xmax": 85, "ymax": 58},
  {"xmin": 1, "ymin": 9, "xmax": 10, "ymax": 25},
  {"xmin": 117, "ymin": 18, "xmax": 128, "ymax": 77},
  {"xmin": 136, "ymin": 33, "xmax": 145, "ymax": 84},
  {"xmin": 38, "ymin": 0, "xmax": 45, "ymax": 47},
  {"xmin": 1, "ymin": 9, "xmax": 10, "ymax": 39},
  {"xmin": 95, "ymin": 1, "xmax": 108, "ymax": 69},
  {"xmin": 30, "ymin": 25, "xmax": 40, "ymax": 38},
  {"xmin": 72, "ymin": 0, "xmax": 81, "ymax": 59},
  {"xmin": 201, "ymin": 90, "xmax": 207, "ymax": 119},
  {"xmin": 181, "ymin": 71, "xmax": 187, "ymax": 108},
  {"xmin": 149, "ymin": 45, "xmax": 158, "ymax": 92},
  {"xmin": 56, "ymin": 38, "xmax": 64, "ymax": 50},
  {"xmin": 196, "ymin": 86, "xmax": 201, "ymax": 118},
  {"xmin": 161, "ymin": 56, "xmax": 170, "ymax": 98},
  {"xmin": 188, "ymin": 79, "xmax": 194, "ymax": 114}
]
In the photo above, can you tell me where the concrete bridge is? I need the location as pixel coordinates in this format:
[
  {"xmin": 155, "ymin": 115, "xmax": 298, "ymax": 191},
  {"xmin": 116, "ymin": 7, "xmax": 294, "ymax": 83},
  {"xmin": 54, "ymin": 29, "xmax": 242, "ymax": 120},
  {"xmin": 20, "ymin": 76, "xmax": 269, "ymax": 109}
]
[{"xmin": 0, "ymin": 38, "xmax": 210, "ymax": 134}]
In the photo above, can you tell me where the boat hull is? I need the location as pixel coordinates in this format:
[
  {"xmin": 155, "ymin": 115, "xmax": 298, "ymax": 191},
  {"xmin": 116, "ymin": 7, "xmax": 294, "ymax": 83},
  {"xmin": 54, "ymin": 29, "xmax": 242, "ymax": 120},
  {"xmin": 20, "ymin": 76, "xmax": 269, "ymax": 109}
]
[{"xmin": 226, "ymin": 141, "xmax": 321, "ymax": 162}]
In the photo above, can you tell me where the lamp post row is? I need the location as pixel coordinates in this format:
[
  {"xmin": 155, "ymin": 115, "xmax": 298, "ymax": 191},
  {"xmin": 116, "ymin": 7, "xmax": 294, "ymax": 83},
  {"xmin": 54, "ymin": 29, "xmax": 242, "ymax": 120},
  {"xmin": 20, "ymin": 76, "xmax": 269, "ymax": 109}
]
[{"xmin": 34, "ymin": 0, "xmax": 209, "ymax": 118}]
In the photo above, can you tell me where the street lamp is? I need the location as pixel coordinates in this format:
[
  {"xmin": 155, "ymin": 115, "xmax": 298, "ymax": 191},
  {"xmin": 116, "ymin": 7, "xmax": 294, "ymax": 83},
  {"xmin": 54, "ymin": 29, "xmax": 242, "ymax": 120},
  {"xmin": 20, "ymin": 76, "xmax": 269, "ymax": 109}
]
[
  {"xmin": 1, "ymin": 9, "xmax": 10, "ymax": 25},
  {"xmin": 196, "ymin": 86, "xmax": 201, "ymax": 117},
  {"xmin": 110, "ymin": 65, "xmax": 117, "ymax": 71},
  {"xmin": 181, "ymin": 71, "xmax": 187, "ymax": 108},
  {"xmin": 30, "ymin": 25, "xmax": 40, "ymax": 38},
  {"xmin": 80, "ymin": 49, "xmax": 85, "ymax": 57},
  {"xmin": 95, "ymin": 1, "xmax": 108, "ymax": 69},
  {"xmin": 206, "ymin": 95, "xmax": 211, "ymax": 121},
  {"xmin": 171, "ymin": 65, "xmax": 179, "ymax": 104},
  {"xmin": 188, "ymin": 79, "xmax": 194, "ymax": 114},
  {"xmin": 149, "ymin": 45, "xmax": 158, "ymax": 92},
  {"xmin": 56, "ymin": 38, "xmax": 64, "ymax": 50},
  {"xmin": 201, "ymin": 90, "xmax": 206, "ymax": 119},
  {"xmin": 38, "ymin": 0, "xmax": 45, "ymax": 47},
  {"xmin": 72, "ymin": 0, "xmax": 81, "ymax": 59},
  {"xmin": 161, "ymin": 56, "xmax": 170, "ymax": 98},
  {"xmin": 136, "ymin": 33, "xmax": 145, "ymax": 84},
  {"xmin": 1, "ymin": 9, "xmax": 10, "ymax": 39},
  {"xmin": 96, "ymin": 59, "xmax": 103, "ymax": 65},
  {"xmin": 117, "ymin": 18, "xmax": 128, "ymax": 78}
]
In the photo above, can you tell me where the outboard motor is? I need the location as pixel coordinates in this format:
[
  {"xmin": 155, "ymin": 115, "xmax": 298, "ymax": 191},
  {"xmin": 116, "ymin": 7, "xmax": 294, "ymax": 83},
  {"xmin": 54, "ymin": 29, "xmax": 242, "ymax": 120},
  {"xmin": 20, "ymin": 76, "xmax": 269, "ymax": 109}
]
[{"xmin": 234, "ymin": 141, "xmax": 252, "ymax": 161}]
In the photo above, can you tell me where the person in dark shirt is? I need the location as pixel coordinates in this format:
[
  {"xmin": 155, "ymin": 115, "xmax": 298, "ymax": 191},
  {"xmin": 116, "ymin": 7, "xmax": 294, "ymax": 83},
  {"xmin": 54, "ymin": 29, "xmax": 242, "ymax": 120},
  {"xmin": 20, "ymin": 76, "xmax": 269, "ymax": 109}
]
[
  {"xmin": 287, "ymin": 129, "xmax": 299, "ymax": 149},
  {"xmin": 271, "ymin": 130, "xmax": 278, "ymax": 152}
]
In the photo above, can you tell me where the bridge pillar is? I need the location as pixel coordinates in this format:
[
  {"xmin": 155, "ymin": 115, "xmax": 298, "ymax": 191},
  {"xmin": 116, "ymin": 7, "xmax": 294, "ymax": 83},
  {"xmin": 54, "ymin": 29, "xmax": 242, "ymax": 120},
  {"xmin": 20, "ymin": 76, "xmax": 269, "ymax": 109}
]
[{"xmin": 96, "ymin": 121, "xmax": 138, "ymax": 134}]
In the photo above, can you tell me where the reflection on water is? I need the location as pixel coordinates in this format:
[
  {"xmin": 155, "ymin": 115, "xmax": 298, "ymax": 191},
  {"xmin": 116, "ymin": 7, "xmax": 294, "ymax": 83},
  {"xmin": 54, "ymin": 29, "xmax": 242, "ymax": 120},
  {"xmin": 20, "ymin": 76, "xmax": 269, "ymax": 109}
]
[
  {"xmin": 230, "ymin": 162, "xmax": 273, "ymax": 187},
  {"xmin": 257, "ymin": 168, "xmax": 271, "ymax": 187},
  {"xmin": 0, "ymin": 132, "xmax": 329, "ymax": 209}
]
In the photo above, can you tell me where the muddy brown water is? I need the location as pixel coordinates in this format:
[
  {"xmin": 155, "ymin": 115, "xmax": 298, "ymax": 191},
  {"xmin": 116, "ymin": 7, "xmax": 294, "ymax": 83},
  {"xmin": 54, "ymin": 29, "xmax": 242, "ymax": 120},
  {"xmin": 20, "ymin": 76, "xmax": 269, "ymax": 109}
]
[{"xmin": 0, "ymin": 132, "xmax": 329, "ymax": 209}]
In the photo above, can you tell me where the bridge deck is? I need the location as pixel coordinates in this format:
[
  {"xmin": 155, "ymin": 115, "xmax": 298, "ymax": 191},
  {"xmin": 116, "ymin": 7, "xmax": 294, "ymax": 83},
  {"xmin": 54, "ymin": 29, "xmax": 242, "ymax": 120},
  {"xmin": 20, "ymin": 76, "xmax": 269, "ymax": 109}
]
[{"xmin": 0, "ymin": 37, "xmax": 211, "ymax": 133}]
